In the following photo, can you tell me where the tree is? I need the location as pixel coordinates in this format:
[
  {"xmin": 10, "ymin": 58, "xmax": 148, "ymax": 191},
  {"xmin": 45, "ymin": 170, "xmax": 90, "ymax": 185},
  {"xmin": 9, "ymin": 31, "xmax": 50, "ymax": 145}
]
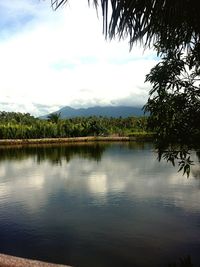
[
  {"xmin": 144, "ymin": 49, "xmax": 200, "ymax": 147},
  {"xmin": 51, "ymin": 0, "xmax": 200, "ymax": 174},
  {"xmin": 47, "ymin": 112, "xmax": 61, "ymax": 124}
]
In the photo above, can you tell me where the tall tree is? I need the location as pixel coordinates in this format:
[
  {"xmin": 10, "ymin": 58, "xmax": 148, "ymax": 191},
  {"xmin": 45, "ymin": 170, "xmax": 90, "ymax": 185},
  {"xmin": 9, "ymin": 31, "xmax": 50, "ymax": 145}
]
[{"xmin": 47, "ymin": 112, "xmax": 61, "ymax": 124}]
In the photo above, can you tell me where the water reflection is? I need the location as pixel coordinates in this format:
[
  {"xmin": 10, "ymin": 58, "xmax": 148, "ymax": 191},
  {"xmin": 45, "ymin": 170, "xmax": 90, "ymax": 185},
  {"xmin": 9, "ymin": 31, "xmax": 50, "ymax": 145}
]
[
  {"xmin": 0, "ymin": 143, "xmax": 109, "ymax": 164},
  {"xmin": 0, "ymin": 142, "xmax": 200, "ymax": 267}
]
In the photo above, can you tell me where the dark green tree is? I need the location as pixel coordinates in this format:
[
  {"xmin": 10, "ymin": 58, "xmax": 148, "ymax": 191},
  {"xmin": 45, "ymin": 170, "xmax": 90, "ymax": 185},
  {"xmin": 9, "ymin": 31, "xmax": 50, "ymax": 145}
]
[
  {"xmin": 144, "ymin": 49, "xmax": 200, "ymax": 147},
  {"xmin": 47, "ymin": 112, "xmax": 61, "ymax": 124}
]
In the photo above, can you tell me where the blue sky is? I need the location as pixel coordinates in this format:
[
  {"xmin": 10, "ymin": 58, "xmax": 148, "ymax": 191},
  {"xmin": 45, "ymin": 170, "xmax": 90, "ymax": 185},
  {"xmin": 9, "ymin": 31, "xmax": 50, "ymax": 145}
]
[{"xmin": 0, "ymin": 0, "xmax": 158, "ymax": 116}]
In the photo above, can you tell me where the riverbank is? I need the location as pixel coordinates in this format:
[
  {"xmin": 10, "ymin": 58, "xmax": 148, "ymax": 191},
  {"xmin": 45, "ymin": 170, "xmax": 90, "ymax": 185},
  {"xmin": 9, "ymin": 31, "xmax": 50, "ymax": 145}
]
[
  {"xmin": 0, "ymin": 134, "xmax": 153, "ymax": 146},
  {"xmin": 0, "ymin": 253, "xmax": 70, "ymax": 267}
]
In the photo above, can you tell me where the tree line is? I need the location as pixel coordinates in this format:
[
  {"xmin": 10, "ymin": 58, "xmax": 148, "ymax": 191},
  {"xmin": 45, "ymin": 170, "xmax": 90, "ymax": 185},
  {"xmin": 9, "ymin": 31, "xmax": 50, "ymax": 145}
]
[{"xmin": 0, "ymin": 111, "xmax": 148, "ymax": 139}]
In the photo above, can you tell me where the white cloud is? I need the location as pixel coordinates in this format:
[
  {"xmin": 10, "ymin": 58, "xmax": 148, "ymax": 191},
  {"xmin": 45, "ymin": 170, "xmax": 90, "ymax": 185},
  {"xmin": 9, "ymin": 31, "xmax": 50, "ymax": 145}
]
[{"xmin": 0, "ymin": 0, "xmax": 158, "ymax": 116}]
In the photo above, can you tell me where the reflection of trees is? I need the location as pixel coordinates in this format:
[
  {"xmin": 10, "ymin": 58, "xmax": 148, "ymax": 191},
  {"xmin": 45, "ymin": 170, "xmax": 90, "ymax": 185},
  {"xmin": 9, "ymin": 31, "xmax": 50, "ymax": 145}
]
[
  {"xmin": 0, "ymin": 142, "xmax": 154, "ymax": 164},
  {"xmin": 0, "ymin": 142, "xmax": 199, "ymax": 176},
  {"xmin": 127, "ymin": 143, "xmax": 200, "ymax": 177},
  {"xmin": 0, "ymin": 143, "xmax": 111, "ymax": 164},
  {"xmin": 127, "ymin": 141, "xmax": 153, "ymax": 151},
  {"xmin": 191, "ymin": 150, "xmax": 200, "ymax": 179},
  {"xmin": 196, "ymin": 151, "xmax": 200, "ymax": 162},
  {"xmin": 168, "ymin": 255, "xmax": 193, "ymax": 267},
  {"xmin": 191, "ymin": 168, "xmax": 200, "ymax": 180}
]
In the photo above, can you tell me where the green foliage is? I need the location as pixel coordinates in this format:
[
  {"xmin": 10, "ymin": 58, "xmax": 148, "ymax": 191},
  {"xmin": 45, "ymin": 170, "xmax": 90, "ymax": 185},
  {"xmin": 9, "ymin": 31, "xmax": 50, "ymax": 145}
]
[
  {"xmin": 144, "ymin": 49, "xmax": 200, "ymax": 147},
  {"xmin": 0, "ymin": 111, "xmax": 148, "ymax": 139},
  {"xmin": 143, "ymin": 48, "xmax": 200, "ymax": 176},
  {"xmin": 0, "ymin": 111, "xmax": 36, "ymax": 125},
  {"xmin": 47, "ymin": 112, "xmax": 61, "ymax": 124}
]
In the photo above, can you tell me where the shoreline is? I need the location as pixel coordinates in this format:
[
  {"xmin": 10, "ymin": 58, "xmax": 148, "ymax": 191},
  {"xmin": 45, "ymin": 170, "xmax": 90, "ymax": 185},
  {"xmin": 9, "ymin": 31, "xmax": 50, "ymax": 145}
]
[
  {"xmin": 0, "ymin": 253, "xmax": 70, "ymax": 267},
  {"xmin": 0, "ymin": 135, "xmax": 153, "ymax": 146}
]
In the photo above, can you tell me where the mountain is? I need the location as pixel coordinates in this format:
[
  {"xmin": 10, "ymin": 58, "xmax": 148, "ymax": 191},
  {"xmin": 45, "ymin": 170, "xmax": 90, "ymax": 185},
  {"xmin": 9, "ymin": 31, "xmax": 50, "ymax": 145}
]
[{"xmin": 41, "ymin": 106, "xmax": 145, "ymax": 119}]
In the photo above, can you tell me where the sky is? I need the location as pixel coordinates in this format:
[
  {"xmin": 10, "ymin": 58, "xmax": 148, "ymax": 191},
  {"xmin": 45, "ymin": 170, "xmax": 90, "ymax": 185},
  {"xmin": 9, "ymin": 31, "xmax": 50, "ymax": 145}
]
[{"xmin": 0, "ymin": 0, "xmax": 158, "ymax": 117}]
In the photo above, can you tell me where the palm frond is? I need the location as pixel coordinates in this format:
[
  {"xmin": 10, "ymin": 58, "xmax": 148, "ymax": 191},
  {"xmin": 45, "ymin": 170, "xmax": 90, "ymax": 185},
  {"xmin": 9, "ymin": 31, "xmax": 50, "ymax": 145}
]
[
  {"xmin": 51, "ymin": 0, "xmax": 200, "ymax": 50},
  {"xmin": 51, "ymin": 0, "xmax": 68, "ymax": 10}
]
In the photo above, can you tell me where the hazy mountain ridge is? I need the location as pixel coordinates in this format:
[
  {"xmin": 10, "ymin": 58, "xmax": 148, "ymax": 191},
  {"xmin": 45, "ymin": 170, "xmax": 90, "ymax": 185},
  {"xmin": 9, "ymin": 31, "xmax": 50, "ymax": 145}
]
[{"xmin": 41, "ymin": 106, "xmax": 144, "ymax": 119}]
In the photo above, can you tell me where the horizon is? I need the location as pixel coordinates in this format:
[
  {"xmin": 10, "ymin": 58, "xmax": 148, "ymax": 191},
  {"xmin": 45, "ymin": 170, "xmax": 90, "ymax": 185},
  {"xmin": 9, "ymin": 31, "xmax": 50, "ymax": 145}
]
[
  {"xmin": 0, "ymin": 1, "xmax": 158, "ymax": 117},
  {"xmin": 41, "ymin": 104, "xmax": 144, "ymax": 116},
  {"xmin": 0, "ymin": 104, "xmax": 143, "ymax": 117}
]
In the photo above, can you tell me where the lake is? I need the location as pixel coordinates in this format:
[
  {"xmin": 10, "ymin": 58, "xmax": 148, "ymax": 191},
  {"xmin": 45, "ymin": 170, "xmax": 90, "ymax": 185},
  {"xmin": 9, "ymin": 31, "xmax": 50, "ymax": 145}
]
[{"xmin": 0, "ymin": 142, "xmax": 200, "ymax": 267}]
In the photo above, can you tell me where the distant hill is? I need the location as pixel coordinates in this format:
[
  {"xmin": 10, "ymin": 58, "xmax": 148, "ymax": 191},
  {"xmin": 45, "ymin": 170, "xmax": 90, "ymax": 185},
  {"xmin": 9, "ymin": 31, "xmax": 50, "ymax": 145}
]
[{"xmin": 40, "ymin": 106, "xmax": 145, "ymax": 119}]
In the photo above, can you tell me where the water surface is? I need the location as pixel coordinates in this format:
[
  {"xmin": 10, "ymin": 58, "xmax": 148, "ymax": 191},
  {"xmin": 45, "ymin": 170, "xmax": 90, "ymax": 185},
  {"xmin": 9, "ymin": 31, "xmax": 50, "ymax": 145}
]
[{"xmin": 0, "ymin": 142, "xmax": 200, "ymax": 267}]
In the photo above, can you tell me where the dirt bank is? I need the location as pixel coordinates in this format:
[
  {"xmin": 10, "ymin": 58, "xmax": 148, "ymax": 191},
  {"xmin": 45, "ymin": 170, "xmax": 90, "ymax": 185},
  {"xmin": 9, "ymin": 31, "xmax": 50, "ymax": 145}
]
[
  {"xmin": 0, "ymin": 135, "xmax": 153, "ymax": 146},
  {"xmin": 0, "ymin": 253, "xmax": 70, "ymax": 267}
]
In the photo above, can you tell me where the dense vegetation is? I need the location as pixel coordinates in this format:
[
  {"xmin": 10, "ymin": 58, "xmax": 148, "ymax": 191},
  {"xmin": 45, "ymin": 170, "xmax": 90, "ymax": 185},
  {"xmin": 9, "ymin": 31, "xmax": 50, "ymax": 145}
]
[{"xmin": 0, "ymin": 111, "xmax": 148, "ymax": 139}]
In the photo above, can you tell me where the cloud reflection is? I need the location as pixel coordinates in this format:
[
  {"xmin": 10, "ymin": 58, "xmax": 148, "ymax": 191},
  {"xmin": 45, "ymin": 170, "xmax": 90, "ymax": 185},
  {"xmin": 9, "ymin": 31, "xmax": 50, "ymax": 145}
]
[
  {"xmin": 88, "ymin": 173, "xmax": 108, "ymax": 195},
  {"xmin": 1, "ymin": 143, "xmax": 200, "ymax": 267},
  {"xmin": 0, "ymin": 143, "xmax": 200, "ymax": 214}
]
